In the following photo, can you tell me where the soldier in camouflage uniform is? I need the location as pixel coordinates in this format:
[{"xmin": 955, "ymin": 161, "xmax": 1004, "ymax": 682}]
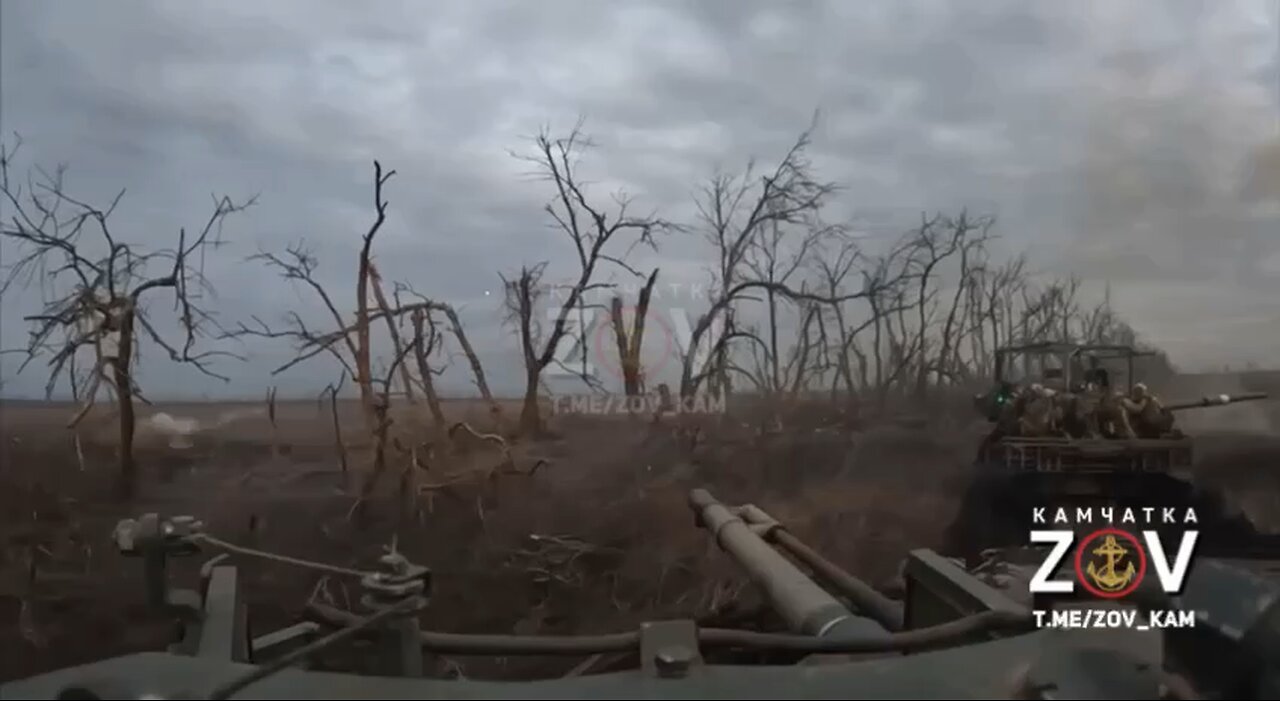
[
  {"xmin": 1018, "ymin": 384, "xmax": 1059, "ymax": 437},
  {"xmin": 1096, "ymin": 387, "xmax": 1137, "ymax": 438},
  {"xmin": 1119, "ymin": 382, "xmax": 1171, "ymax": 438}
]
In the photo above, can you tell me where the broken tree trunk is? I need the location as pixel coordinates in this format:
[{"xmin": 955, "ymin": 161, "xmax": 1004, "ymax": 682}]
[
  {"xmin": 368, "ymin": 262, "xmax": 418, "ymax": 404},
  {"xmin": 411, "ymin": 308, "xmax": 448, "ymax": 432}
]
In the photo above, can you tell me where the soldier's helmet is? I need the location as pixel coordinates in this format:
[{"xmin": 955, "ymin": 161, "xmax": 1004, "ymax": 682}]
[{"xmin": 1131, "ymin": 382, "xmax": 1149, "ymax": 399}]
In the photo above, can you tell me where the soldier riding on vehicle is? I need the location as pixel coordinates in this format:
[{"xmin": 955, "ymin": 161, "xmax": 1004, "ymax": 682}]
[
  {"xmin": 976, "ymin": 341, "xmax": 1267, "ymax": 447},
  {"xmin": 1017, "ymin": 383, "xmax": 1060, "ymax": 437},
  {"xmin": 1120, "ymin": 382, "xmax": 1171, "ymax": 438},
  {"xmin": 1097, "ymin": 386, "xmax": 1136, "ymax": 438}
]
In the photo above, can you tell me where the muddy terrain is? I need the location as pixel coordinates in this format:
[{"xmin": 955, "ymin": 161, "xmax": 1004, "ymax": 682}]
[{"xmin": 2, "ymin": 395, "xmax": 1278, "ymax": 682}]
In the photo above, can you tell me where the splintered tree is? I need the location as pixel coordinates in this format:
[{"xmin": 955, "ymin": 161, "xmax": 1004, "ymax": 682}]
[
  {"xmin": 608, "ymin": 267, "xmax": 659, "ymax": 397},
  {"xmin": 408, "ymin": 306, "xmax": 447, "ymax": 431},
  {"xmin": 502, "ymin": 120, "xmax": 670, "ymax": 435},
  {"xmin": 0, "ymin": 138, "xmax": 253, "ymax": 497},
  {"xmin": 224, "ymin": 162, "xmax": 400, "ymax": 448},
  {"xmin": 230, "ymin": 161, "xmax": 494, "ymax": 500},
  {"xmin": 235, "ymin": 240, "xmax": 491, "ymax": 427}
]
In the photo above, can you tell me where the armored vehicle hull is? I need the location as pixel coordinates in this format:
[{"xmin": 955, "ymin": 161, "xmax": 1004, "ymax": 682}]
[
  {"xmin": 944, "ymin": 447, "xmax": 1270, "ymax": 564},
  {"xmin": 978, "ymin": 435, "xmax": 1193, "ymax": 473},
  {"xmin": 7, "ymin": 491, "xmax": 1280, "ymax": 699}
]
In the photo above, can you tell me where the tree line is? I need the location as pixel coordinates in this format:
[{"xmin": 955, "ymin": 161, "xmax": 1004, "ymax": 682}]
[{"xmin": 0, "ymin": 116, "xmax": 1172, "ymax": 496}]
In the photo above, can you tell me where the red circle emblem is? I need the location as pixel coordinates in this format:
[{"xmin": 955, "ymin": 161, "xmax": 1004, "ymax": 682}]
[{"xmin": 1073, "ymin": 527, "xmax": 1147, "ymax": 599}]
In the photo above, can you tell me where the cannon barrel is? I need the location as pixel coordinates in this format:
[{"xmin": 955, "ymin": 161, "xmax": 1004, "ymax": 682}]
[
  {"xmin": 1164, "ymin": 391, "xmax": 1269, "ymax": 412},
  {"xmin": 733, "ymin": 504, "xmax": 904, "ymax": 630},
  {"xmin": 689, "ymin": 489, "xmax": 889, "ymax": 640}
]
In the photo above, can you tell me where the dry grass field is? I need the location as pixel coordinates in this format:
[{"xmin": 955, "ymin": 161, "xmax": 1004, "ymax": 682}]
[{"xmin": 1, "ymin": 392, "xmax": 1277, "ymax": 681}]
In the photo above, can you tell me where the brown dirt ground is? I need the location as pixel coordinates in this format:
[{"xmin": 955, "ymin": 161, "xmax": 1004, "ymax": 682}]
[{"xmin": 1, "ymin": 395, "xmax": 1277, "ymax": 682}]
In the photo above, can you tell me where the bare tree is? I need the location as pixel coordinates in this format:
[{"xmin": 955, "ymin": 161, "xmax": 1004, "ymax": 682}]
[
  {"xmin": 228, "ymin": 159, "xmax": 496, "ymax": 415},
  {"xmin": 319, "ymin": 371, "xmax": 350, "ymax": 477},
  {"xmin": 964, "ymin": 253, "xmax": 1027, "ymax": 377},
  {"xmin": 368, "ymin": 262, "xmax": 416, "ymax": 403},
  {"xmin": 409, "ymin": 307, "xmax": 447, "ymax": 431},
  {"xmin": 225, "ymin": 162, "xmax": 499, "ymax": 513},
  {"xmin": 231, "ymin": 247, "xmax": 494, "ymax": 432},
  {"xmin": 395, "ymin": 284, "xmax": 497, "ymax": 415},
  {"xmin": 226, "ymin": 162, "xmax": 394, "ymax": 440},
  {"xmin": 813, "ymin": 232, "xmax": 883, "ymax": 397},
  {"xmin": 504, "ymin": 120, "xmax": 670, "ymax": 435},
  {"xmin": 0, "ymin": 138, "xmax": 253, "ymax": 497},
  {"xmin": 352, "ymin": 163, "xmax": 396, "ymax": 429},
  {"xmin": 681, "ymin": 120, "xmax": 843, "ymax": 399},
  {"xmin": 350, "ymin": 336, "xmax": 418, "ymax": 523},
  {"xmin": 680, "ymin": 183, "xmax": 1175, "ymax": 410},
  {"xmin": 783, "ymin": 297, "xmax": 824, "ymax": 396},
  {"xmin": 821, "ymin": 219, "xmax": 1176, "ymax": 401},
  {"xmin": 743, "ymin": 214, "xmax": 829, "ymax": 395},
  {"xmin": 922, "ymin": 211, "xmax": 994, "ymax": 388},
  {"xmin": 608, "ymin": 267, "xmax": 659, "ymax": 397}
]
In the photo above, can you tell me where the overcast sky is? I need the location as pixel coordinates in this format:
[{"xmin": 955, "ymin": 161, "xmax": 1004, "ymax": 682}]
[{"xmin": 1, "ymin": 0, "xmax": 1277, "ymax": 399}]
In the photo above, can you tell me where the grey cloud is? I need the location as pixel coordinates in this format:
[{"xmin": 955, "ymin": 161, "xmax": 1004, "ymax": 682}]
[{"xmin": 1, "ymin": 0, "xmax": 1276, "ymax": 400}]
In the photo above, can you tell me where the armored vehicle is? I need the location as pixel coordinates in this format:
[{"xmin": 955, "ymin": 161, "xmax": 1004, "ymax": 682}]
[
  {"xmin": 5, "ymin": 491, "xmax": 1280, "ymax": 699},
  {"xmin": 949, "ymin": 341, "xmax": 1269, "ymax": 560}
]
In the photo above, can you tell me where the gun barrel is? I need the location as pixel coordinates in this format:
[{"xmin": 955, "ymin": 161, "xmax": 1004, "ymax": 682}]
[
  {"xmin": 689, "ymin": 489, "xmax": 888, "ymax": 639},
  {"xmin": 734, "ymin": 504, "xmax": 904, "ymax": 630},
  {"xmin": 1165, "ymin": 392, "xmax": 1269, "ymax": 412}
]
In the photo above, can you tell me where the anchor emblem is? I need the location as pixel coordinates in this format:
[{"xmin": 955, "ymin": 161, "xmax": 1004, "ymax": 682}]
[{"xmin": 1085, "ymin": 534, "xmax": 1137, "ymax": 592}]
